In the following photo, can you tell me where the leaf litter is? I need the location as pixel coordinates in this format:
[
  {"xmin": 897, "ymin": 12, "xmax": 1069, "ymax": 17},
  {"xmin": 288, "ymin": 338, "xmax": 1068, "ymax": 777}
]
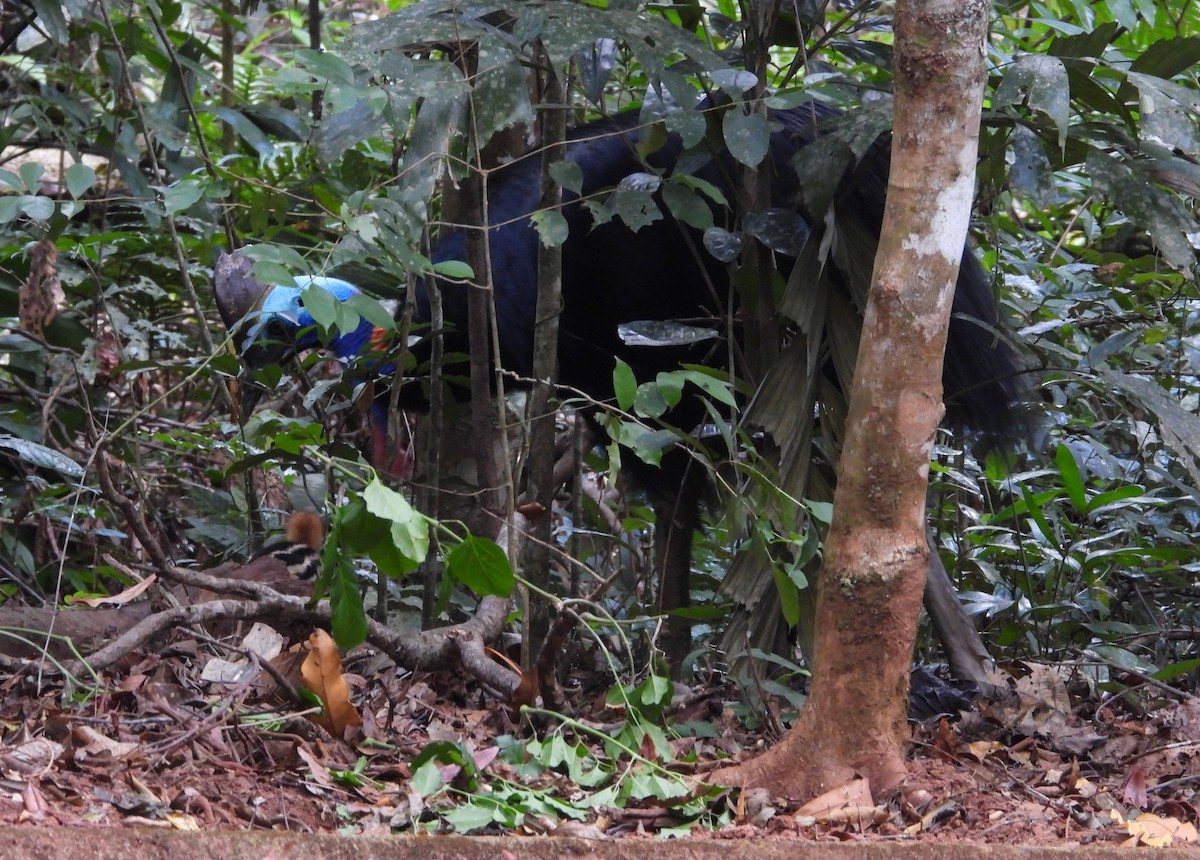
[{"xmin": 0, "ymin": 621, "xmax": 1196, "ymax": 846}]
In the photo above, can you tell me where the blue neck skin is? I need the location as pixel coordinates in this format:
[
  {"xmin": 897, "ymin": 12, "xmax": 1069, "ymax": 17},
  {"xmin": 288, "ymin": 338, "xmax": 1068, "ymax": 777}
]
[{"xmin": 244, "ymin": 275, "xmax": 403, "ymax": 472}]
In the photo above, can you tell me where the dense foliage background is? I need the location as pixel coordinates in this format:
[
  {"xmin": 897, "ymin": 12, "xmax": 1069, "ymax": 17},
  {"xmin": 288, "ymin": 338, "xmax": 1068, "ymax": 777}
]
[{"xmin": 2, "ymin": 0, "xmax": 1198, "ymax": 704}]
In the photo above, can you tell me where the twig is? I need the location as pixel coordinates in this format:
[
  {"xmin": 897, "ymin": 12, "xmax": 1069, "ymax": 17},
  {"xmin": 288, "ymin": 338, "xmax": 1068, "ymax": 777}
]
[{"xmin": 84, "ymin": 555, "xmax": 518, "ymax": 695}]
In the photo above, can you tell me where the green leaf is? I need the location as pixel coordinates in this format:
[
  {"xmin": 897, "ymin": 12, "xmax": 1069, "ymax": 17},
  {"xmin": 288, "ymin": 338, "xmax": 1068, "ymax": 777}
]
[
  {"xmin": 1055, "ymin": 443, "xmax": 1088, "ymax": 514},
  {"xmin": 531, "ymin": 209, "xmax": 569, "ymax": 248},
  {"xmin": 638, "ymin": 724, "xmax": 674, "ymax": 762},
  {"xmin": 299, "ymin": 279, "xmax": 342, "ymax": 332},
  {"xmin": 613, "ymin": 359, "xmax": 637, "ymax": 411},
  {"xmin": 1129, "ymin": 36, "xmax": 1200, "ymax": 80},
  {"xmin": 722, "ymin": 108, "xmax": 769, "ymax": 168},
  {"xmin": 1153, "ymin": 658, "xmax": 1200, "ymax": 682},
  {"xmin": 19, "ymin": 161, "xmax": 44, "ymax": 193},
  {"xmin": 772, "ymin": 567, "xmax": 800, "ymax": 628},
  {"xmin": 633, "ymin": 380, "xmax": 670, "ymax": 418},
  {"xmin": 363, "ymin": 478, "xmax": 429, "ymax": 563},
  {"xmin": 30, "ymin": 0, "xmax": 69, "ymax": 44},
  {"xmin": 0, "ymin": 196, "xmax": 21, "ymax": 224},
  {"xmin": 676, "ymin": 367, "xmax": 737, "ymax": 407},
  {"xmin": 65, "ymin": 163, "xmax": 95, "ymax": 199},
  {"xmin": 1018, "ymin": 484, "xmax": 1061, "ymax": 551},
  {"xmin": 1086, "ymin": 150, "xmax": 1198, "ymax": 272},
  {"xmin": 162, "ymin": 180, "xmax": 204, "ymax": 215},
  {"xmin": 328, "ymin": 551, "xmax": 368, "ymax": 649},
  {"xmin": 445, "ymin": 536, "xmax": 514, "ymax": 597},
  {"xmin": 548, "ymin": 159, "xmax": 583, "ymax": 194},
  {"xmin": 653, "ymin": 372, "xmax": 686, "ymax": 408},
  {"xmin": 1088, "ymin": 644, "xmax": 1158, "ymax": 674},
  {"xmin": 609, "ymin": 421, "xmax": 675, "ymax": 466},
  {"xmin": 470, "ymin": 47, "xmax": 534, "ymax": 148},
  {"xmin": 0, "ymin": 168, "xmax": 23, "ymax": 192},
  {"xmin": 442, "ymin": 800, "xmax": 503, "ymax": 833},
  {"xmin": 662, "ymin": 181, "xmax": 714, "ymax": 231},
  {"xmin": 610, "ymin": 188, "xmax": 661, "ymax": 232},
  {"xmin": 369, "ymin": 537, "xmax": 420, "ymax": 578},
  {"xmin": 994, "ymin": 54, "xmax": 1070, "ymax": 149},
  {"xmin": 21, "ymin": 195, "xmax": 54, "ymax": 221},
  {"xmin": 345, "ymin": 293, "xmax": 397, "ymax": 332},
  {"xmin": 0, "ymin": 435, "xmax": 85, "ymax": 479},
  {"xmin": 296, "ymin": 48, "xmax": 358, "ymax": 86},
  {"xmin": 410, "ymin": 759, "xmax": 444, "ymax": 797},
  {"xmin": 639, "ymin": 674, "xmax": 672, "ymax": 708},
  {"xmin": 199, "ymin": 106, "xmax": 275, "ymax": 157},
  {"xmin": 432, "ymin": 259, "xmax": 473, "ymax": 280},
  {"xmin": 807, "ymin": 500, "xmax": 833, "ymax": 525}
]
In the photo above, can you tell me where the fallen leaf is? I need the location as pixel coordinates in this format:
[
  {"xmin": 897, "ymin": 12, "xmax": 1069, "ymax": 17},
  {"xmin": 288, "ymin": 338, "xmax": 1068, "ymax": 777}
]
[
  {"xmin": 796, "ymin": 777, "xmax": 873, "ymax": 820},
  {"xmin": 69, "ymin": 574, "xmax": 156, "ymax": 607},
  {"xmin": 1125, "ymin": 812, "xmax": 1200, "ymax": 847},
  {"xmin": 0, "ymin": 738, "xmax": 63, "ymax": 775},
  {"xmin": 241, "ymin": 622, "xmax": 285, "ymax": 661},
  {"xmin": 200, "ymin": 658, "xmax": 257, "ymax": 684},
  {"xmin": 1014, "ymin": 662, "xmax": 1073, "ymax": 714},
  {"xmin": 72, "ymin": 726, "xmax": 139, "ymax": 761},
  {"xmin": 296, "ymin": 745, "xmax": 334, "ymax": 788},
  {"xmin": 1121, "ymin": 763, "xmax": 1148, "ymax": 809},
  {"xmin": 300, "ymin": 629, "xmax": 363, "ymax": 736},
  {"xmin": 165, "ymin": 811, "xmax": 201, "ymax": 831},
  {"xmin": 964, "ymin": 740, "xmax": 1004, "ymax": 761}
]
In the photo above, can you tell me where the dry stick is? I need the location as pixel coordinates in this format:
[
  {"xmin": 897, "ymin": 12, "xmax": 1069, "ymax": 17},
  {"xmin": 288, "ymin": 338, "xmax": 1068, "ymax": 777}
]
[
  {"xmin": 92, "ymin": 456, "xmax": 518, "ymax": 692},
  {"xmin": 534, "ymin": 603, "xmax": 581, "ymax": 711},
  {"xmin": 448, "ymin": 44, "xmax": 504, "ymax": 529},
  {"xmin": 180, "ymin": 625, "xmax": 306, "ymax": 707},
  {"xmin": 420, "ymin": 258, "xmax": 446, "ymax": 630},
  {"xmin": 308, "ymin": 0, "xmax": 323, "ymax": 123},
  {"xmin": 376, "ymin": 281, "xmax": 417, "ymax": 623},
  {"xmin": 97, "ymin": 0, "xmax": 259, "ymax": 545},
  {"xmin": 140, "ymin": 663, "xmax": 252, "ymax": 759},
  {"xmin": 96, "ymin": 0, "xmax": 230, "ymax": 401},
  {"xmin": 522, "ymin": 53, "xmax": 568, "ymax": 665},
  {"xmin": 94, "ymin": 554, "xmax": 518, "ymax": 695}
]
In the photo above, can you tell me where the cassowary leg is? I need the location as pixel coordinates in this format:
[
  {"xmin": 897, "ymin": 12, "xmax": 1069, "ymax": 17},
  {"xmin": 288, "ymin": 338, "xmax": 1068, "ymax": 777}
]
[{"xmin": 651, "ymin": 461, "xmax": 705, "ymax": 675}]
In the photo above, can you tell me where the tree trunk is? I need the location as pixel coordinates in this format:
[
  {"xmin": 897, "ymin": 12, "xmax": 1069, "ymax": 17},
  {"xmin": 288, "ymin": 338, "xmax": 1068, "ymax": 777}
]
[{"xmin": 710, "ymin": 0, "xmax": 989, "ymax": 801}]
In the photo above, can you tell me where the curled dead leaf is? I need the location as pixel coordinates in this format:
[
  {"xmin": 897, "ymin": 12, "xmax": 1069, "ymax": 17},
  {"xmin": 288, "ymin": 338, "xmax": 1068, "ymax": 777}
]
[
  {"xmin": 1113, "ymin": 810, "xmax": 1200, "ymax": 847},
  {"xmin": 300, "ymin": 629, "xmax": 363, "ymax": 736},
  {"xmin": 69, "ymin": 575, "xmax": 156, "ymax": 607},
  {"xmin": 72, "ymin": 726, "xmax": 139, "ymax": 761},
  {"xmin": 0, "ymin": 738, "xmax": 64, "ymax": 775},
  {"xmin": 795, "ymin": 777, "xmax": 873, "ymax": 819}
]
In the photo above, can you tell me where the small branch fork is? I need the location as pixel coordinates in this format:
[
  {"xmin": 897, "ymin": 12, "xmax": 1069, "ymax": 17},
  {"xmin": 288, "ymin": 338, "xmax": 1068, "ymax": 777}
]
[{"xmin": 72, "ymin": 452, "xmax": 519, "ymax": 695}]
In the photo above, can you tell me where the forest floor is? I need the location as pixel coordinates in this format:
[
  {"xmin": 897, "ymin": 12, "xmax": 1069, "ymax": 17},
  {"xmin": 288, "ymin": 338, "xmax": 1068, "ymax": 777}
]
[{"xmin": 0, "ymin": 620, "xmax": 1197, "ymax": 850}]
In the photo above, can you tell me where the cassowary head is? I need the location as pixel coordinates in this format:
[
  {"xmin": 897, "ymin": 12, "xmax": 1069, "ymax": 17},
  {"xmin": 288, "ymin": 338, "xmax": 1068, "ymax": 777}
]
[
  {"xmin": 213, "ymin": 252, "xmax": 380, "ymax": 370},
  {"xmin": 214, "ymin": 252, "xmax": 407, "ymax": 473}
]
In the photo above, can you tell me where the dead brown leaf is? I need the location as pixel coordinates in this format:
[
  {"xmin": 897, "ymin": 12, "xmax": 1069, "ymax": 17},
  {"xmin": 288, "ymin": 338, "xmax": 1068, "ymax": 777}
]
[
  {"xmin": 68, "ymin": 575, "xmax": 156, "ymax": 607},
  {"xmin": 795, "ymin": 777, "xmax": 874, "ymax": 822},
  {"xmin": 1114, "ymin": 810, "xmax": 1200, "ymax": 847},
  {"xmin": 300, "ymin": 629, "xmax": 363, "ymax": 736},
  {"xmin": 1122, "ymin": 763, "xmax": 1149, "ymax": 809}
]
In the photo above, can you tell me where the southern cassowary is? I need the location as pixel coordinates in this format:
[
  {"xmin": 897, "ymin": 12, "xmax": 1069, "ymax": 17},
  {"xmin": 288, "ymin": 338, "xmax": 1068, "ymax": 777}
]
[{"xmin": 216, "ymin": 102, "xmax": 1026, "ymax": 668}]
